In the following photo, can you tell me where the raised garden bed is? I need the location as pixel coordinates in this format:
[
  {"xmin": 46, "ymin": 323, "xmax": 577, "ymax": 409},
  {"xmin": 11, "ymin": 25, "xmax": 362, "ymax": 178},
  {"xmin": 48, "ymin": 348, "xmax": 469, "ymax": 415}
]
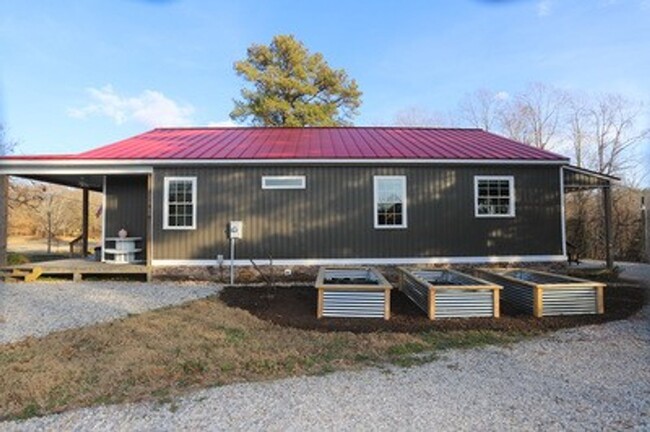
[
  {"xmin": 477, "ymin": 268, "xmax": 606, "ymax": 317},
  {"xmin": 398, "ymin": 267, "xmax": 501, "ymax": 319},
  {"xmin": 315, "ymin": 267, "xmax": 393, "ymax": 319}
]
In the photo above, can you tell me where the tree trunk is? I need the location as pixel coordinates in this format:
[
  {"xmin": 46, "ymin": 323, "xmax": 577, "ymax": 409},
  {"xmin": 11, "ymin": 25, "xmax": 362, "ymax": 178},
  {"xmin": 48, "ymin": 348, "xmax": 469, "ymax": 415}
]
[{"xmin": 0, "ymin": 175, "xmax": 7, "ymax": 266}]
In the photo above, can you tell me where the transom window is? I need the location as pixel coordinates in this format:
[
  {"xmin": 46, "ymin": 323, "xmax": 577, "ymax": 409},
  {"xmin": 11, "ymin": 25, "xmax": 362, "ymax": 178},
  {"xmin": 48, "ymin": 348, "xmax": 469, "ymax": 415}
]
[
  {"xmin": 163, "ymin": 177, "xmax": 197, "ymax": 229},
  {"xmin": 474, "ymin": 176, "xmax": 515, "ymax": 218},
  {"xmin": 261, "ymin": 176, "xmax": 306, "ymax": 190},
  {"xmin": 374, "ymin": 176, "xmax": 407, "ymax": 229}
]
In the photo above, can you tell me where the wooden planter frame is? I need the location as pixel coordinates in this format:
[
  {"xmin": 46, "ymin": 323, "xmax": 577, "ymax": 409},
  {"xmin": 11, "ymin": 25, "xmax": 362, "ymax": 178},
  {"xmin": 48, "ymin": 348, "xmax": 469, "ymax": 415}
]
[
  {"xmin": 477, "ymin": 268, "xmax": 605, "ymax": 318},
  {"xmin": 397, "ymin": 267, "xmax": 501, "ymax": 320},
  {"xmin": 315, "ymin": 267, "xmax": 393, "ymax": 320}
]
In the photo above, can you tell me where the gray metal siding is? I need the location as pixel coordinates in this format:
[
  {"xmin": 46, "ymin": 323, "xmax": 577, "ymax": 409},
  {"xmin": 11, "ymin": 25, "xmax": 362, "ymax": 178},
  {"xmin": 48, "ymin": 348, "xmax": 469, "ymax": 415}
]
[
  {"xmin": 542, "ymin": 288, "xmax": 598, "ymax": 316},
  {"xmin": 400, "ymin": 269, "xmax": 496, "ymax": 318},
  {"xmin": 105, "ymin": 175, "xmax": 148, "ymax": 259},
  {"xmin": 400, "ymin": 272, "xmax": 430, "ymax": 314},
  {"xmin": 152, "ymin": 165, "xmax": 563, "ymax": 260},
  {"xmin": 322, "ymin": 291, "xmax": 386, "ymax": 318},
  {"xmin": 435, "ymin": 290, "xmax": 495, "ymax": 318},
  {"xmin": 477, "ymin": 271, "xmax": 535, "ymax": 315}
]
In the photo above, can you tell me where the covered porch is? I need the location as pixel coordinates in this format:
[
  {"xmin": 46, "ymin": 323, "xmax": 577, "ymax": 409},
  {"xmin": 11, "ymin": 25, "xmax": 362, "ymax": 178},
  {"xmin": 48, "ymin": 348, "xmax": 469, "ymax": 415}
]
[
  {"xmin": 0, "ymin": 163, "xmax": 153, "ymax": 275},
  {"xmin": 563, "ymin": 165, "xmax": 619, "ymax": 270}
]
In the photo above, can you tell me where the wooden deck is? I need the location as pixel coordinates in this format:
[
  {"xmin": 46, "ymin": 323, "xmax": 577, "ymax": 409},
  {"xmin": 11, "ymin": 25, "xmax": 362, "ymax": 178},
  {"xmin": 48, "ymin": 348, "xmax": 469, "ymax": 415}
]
[{"xmin": 5, "ymin": 259, "xmax": 151, "ymax": 282}]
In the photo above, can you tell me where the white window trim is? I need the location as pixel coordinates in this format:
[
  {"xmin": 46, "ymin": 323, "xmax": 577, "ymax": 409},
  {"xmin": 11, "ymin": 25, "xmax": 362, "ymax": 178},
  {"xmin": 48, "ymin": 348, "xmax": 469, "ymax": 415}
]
[
  {"xmin": 261, "ymin": 175, "xmax": 306, "ymax": 190},
  {"xmin": 474, "ymin": 175, "xmax": 516, "ymax": 218},
  {"xmin": 163, "ymin": 176, "xmax": 197, "ymax": 230},
  {"xmin": 373, "ymin": 175, "xmax": 408, "ymax": 229}
]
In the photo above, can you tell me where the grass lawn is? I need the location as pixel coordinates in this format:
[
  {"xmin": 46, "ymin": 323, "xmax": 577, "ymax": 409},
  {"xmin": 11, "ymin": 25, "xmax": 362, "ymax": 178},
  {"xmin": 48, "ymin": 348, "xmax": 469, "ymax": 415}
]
[{"xmin": 0, "ymin": 284, "xmax": 644, "ymax": 421}]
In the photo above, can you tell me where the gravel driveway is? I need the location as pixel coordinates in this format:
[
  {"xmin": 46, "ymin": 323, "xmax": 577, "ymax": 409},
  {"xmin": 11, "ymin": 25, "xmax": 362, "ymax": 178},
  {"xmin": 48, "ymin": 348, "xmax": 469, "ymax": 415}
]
[
  {"xmin": 0, "ymin": 282, "xmax": 219, "ymax": 344},
  {"xmin": 3, "ymin": 264, "xmax": 649, "ymax": 431}
]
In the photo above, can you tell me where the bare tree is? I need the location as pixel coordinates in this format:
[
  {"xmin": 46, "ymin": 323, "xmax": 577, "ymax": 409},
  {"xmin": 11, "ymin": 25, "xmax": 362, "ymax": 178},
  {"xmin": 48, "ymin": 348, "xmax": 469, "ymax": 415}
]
[
  {"xmin": 589, "ymin": 94, "xmax": 649, "ymax": 177},
  {"xmin": 565, "ymin": 92, "xmax": 592, "ymax": 168},
  {"xmin": 499, "ymin": 83, "xmax": 568, "ymax": 150},
  {"xmin": 34, "ymin": 186, "xmax": 76, "ymax": 253},
  {"xmin": 0, "ymin": 124, "xmax": 14, "ymax": 265},
  {"xmin": 458, "ymin": 88, "xmax": 504, "ymax": 131},
  {"xmin": 392, "ymin": 106, "xmax": 450, "ymax": 127}
]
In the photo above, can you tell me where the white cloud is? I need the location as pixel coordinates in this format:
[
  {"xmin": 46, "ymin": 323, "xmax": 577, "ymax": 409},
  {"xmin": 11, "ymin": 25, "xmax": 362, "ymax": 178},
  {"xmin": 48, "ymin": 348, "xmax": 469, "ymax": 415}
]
[
  {"xmin": 537, "ymin": 0, "xmax": 553, "ymax": 17},
  {"xmin": 68, "ymin": 85, "xmax": 195, "ymax": 127},
  {"xmin": 495, "ymin": 91, "xmax": 510, "ymax": 101}
]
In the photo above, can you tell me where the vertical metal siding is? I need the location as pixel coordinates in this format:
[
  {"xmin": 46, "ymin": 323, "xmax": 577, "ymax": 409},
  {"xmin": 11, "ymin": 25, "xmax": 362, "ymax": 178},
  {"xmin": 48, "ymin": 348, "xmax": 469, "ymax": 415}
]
[
  {"xmin": 400, "ymin": 272, "xmax": 430, "ymax": 313},
  {"xmin": 152, "ymin": 165, "xmax": 563, "ymax": 260},
  {"xmin": 105, "ymin": 175, "xmax": 148, "ymax": 239}
]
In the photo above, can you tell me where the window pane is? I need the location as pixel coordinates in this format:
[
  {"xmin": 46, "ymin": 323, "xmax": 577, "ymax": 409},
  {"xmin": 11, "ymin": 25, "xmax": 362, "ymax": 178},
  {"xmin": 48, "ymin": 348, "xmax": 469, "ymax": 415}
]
[
  {"xmin": 476, "ymin": 178, "xmax": 513, "ymax": 216},
  {"xmin": 263, "ymin": 177, "xmax": 305, "ymax": 189},
  {"xmin": 166, "ymin": 178, "xmax": 196, "ymax": 228},
  {"xmin": 376, "ymin": 177, "xmax": 406, "ymax": 226}
]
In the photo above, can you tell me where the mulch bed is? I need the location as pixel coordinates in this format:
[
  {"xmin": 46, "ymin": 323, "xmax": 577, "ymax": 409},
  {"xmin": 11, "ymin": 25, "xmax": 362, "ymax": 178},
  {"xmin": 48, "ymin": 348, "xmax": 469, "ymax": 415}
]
[{"xmin": 220, "ymin": 284, "xmax": 646, "ymax": 333}]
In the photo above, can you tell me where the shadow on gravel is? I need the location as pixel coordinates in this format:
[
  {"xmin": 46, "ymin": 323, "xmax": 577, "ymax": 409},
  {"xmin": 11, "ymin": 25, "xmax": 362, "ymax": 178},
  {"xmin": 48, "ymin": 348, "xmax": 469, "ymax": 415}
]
[{"xmin": 221, "ymin": 285, "xmax": 646, "ymax": 333}]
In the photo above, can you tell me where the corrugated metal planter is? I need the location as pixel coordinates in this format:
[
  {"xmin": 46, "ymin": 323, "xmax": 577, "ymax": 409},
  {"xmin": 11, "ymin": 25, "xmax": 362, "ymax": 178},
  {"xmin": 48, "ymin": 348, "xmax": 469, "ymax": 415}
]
[
  {"xmin": 398, "ymin": 267, "xmax": 501, "ymax": 319},
  {"xmin": 315, "ymin": 267, "xmax": 393, "ymax": 320},
  {"xmin": 476, "ymin": 268, "xmax": 605, "ymax": 317}
]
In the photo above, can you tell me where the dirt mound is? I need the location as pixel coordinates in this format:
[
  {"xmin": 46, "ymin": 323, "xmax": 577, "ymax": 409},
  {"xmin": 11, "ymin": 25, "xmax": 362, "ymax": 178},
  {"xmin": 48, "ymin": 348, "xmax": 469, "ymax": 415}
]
[{"xmin": 220, "ymin": 285, "xmax": 645, "ymax": 333}]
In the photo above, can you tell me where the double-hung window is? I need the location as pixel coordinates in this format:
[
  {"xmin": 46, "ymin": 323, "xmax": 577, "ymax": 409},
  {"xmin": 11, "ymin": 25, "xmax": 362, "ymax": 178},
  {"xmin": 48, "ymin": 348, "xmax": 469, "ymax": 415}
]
[
  {"xmin": 374, "ymin": 176, "xmax": 407, "ymax": 229},
  {"xmin": 163, "ymin": 177, "xmax": 197, "ymax": 229},
  {"xmin": 474, "ymin": 176, "xmax": 515, "ymax": 218}
]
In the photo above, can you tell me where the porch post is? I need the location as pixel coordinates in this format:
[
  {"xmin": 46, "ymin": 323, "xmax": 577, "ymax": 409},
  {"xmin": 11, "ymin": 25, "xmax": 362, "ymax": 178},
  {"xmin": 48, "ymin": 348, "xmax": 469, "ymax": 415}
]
[
  {"xmin": 0, "ymin": 175, "xmax": 7, "ymax": 266},
  {"xmin": 82, "ymin": 188, "xmax": 89, "ymax": 256},
  {"xmin": 603, "ymin": 185, "xmax": 614, "ymax": 270},
  {"xmin": 146, "ymin": 173, "xmax": 153, "ymax": 268}
]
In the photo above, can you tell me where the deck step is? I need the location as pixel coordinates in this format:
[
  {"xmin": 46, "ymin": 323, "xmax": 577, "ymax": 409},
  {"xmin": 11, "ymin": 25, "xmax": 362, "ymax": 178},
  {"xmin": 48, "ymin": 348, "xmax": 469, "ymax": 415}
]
[{"xmin": 1, "ymin": 266, "xmax": 43, "ymax": 283}]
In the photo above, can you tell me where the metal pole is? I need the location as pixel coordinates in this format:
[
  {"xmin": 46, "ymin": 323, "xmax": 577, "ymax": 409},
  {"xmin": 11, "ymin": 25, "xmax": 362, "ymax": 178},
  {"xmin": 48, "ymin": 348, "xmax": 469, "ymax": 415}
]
[{"xmin": 230, "ymin": 237, "xmax": 235, "ymax": 285}]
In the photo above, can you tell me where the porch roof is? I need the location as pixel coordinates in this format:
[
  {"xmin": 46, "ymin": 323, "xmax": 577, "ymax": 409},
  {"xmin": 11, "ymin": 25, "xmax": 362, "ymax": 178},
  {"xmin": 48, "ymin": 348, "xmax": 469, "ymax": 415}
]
[{"xmin": 563, "ymin": 165, "xmax": 619, "ymax": 192}]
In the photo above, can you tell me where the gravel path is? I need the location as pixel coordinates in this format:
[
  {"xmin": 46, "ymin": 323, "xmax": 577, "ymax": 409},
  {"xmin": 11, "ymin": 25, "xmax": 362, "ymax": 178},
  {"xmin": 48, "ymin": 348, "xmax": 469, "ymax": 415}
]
[
  {"xmin": 0, "ymin": 282, "xmax": 219, "ymax": 344},
  {"xmin": 3, "ymin": 264, "xmax": 649, "ymax": 431}
]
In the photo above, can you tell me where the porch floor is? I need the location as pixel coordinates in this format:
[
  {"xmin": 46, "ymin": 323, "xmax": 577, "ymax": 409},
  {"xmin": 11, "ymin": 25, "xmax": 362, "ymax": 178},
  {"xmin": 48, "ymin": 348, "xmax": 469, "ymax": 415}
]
[{"xmin": 5, "ymin": 258, "xmax": 151, "ymax": 282}]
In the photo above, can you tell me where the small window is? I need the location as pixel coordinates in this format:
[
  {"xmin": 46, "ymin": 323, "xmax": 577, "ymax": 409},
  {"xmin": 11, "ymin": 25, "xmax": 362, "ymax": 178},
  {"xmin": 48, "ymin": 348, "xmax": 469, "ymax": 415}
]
[
  {"xmin": 262, "ymin": 176, "xmax": 306, "ymax": 190},
  {"xmin": 374, "ymin": 176, "xmax": 407, "ymax": 229},
  {"xmin": 163, "ymin": 177, "xmax": 197, "ymax": 229},
  {"xmin": 474, "ymin": 176, "xmax": 515, "ymax": 218}
]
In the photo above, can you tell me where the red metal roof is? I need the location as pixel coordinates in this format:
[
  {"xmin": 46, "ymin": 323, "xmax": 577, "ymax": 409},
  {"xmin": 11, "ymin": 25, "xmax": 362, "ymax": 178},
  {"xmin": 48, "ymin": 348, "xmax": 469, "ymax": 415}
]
[{"xmin": 5, "ymin": 127, "xmax": 569, "ymax": 161}]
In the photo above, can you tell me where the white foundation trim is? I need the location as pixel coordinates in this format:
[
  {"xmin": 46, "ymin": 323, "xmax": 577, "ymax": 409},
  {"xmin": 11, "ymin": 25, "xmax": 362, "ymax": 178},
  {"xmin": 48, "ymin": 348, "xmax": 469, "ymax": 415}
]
[{"xmin": 152, "ymin": 254, "xmax": 567, "ymax": 267}]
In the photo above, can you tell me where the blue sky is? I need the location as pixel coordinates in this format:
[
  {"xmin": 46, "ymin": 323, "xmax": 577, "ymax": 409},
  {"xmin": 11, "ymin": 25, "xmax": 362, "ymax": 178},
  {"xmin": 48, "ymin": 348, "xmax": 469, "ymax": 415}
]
[{"xmin": 1, "ymin": 0, "xmax": 649, "ymax": 162}]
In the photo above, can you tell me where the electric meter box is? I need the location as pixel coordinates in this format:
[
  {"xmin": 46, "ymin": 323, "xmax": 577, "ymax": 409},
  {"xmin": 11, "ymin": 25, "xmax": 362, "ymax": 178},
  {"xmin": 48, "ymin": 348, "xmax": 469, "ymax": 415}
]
[{"xmin": 228, "ymin": 221, "xmax": 243, "ymax": 239}]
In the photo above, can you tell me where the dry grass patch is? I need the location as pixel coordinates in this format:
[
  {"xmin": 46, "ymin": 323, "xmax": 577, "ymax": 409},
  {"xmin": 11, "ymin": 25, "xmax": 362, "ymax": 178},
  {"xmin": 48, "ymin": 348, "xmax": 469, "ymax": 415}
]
[{"xmin": 0, "ymin": 295, "xmax": 520, "ymax": 420}]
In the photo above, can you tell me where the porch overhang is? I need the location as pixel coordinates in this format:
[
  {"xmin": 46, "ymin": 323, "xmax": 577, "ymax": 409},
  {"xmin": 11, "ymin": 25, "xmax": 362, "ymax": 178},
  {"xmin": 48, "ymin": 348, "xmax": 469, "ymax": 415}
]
[
  {"xmin": 562, "ymin": 165, "xmax": 619, "ymax": 270},
  {"xmin": 563, "ymin": 165, "xmax": 619, "ymax": 191},
  {"xmin": 0, "ymin": 164, "xmax": 153, "ymax": 191}
]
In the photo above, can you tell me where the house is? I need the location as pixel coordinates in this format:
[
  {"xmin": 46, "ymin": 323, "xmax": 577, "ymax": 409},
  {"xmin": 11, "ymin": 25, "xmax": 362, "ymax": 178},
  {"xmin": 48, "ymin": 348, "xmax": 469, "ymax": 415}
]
[{"xmin": 0, "ymin": 127, "xmax": 618, "ymax": 268}]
